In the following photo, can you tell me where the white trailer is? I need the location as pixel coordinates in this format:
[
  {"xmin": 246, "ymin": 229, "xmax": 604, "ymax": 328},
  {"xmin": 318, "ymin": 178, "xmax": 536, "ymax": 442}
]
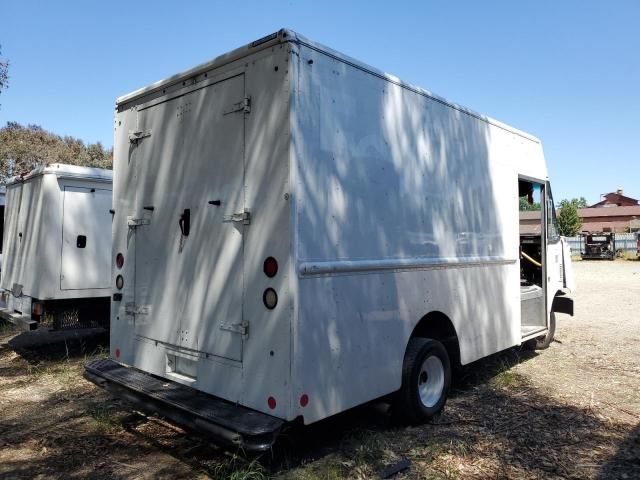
[
  {"xmin": 0, "ymin": 164, "xmax": 113, "ymax": 330},
  {"xmin": 0, "ymin": 186, "xmax": 6, "ymax": 273},
  {"xmin": 85, "ymin": 29, "xmax": 575, "ymax": 450}
]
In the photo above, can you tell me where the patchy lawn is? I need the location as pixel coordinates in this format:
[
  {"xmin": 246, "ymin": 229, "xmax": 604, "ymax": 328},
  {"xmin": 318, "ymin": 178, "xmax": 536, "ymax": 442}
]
[{"xmin": 0, "ymin": 260, "xmax": 638, "ymax": 479}]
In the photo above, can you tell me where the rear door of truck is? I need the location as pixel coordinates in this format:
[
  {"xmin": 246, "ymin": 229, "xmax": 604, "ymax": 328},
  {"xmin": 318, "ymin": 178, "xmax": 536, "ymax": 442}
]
[
  {"xmin": 129, "ymin": 73, "xmax": 247, "ymax": 362},
  {"xmin": 60, "ymin": 186, "xmax": 112, "ymax": 290}
]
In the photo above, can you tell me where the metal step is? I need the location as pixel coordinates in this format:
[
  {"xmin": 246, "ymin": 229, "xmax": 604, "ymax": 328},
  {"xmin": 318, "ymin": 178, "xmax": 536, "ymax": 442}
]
[
  {"xmin": 521, "ymin": 325, "xmax": 547, "ymax": 341},
  {"xmin": 0, "ymin": 308, "xmax": 37, "ymax": 330},
  {"xmin": 84, "ymin": 359, "xmax": 284, "ymax": 451}
]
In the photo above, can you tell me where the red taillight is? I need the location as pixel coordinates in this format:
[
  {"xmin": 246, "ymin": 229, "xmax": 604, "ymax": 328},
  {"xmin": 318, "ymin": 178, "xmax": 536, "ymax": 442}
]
[
  {"xmin": 263, "ymin": 256, "xmax": 278, "ymax": 277},
  {"xmin": 116, "ymin": 253, "xmax": 124, "ymax": 269},
  {"xmin": 300, "ymin": 394, "xmax": 309, "ymax": 407},
  {"xmin": 32, "ymin": 302, "xmax": 44, "ymax": 316},
  {"xmin": 267, "ymin": 396, "xmax": 277, "ymax": 409},
  {"xmin": 115, "ymin": 348, "xmax": 121, "ymax": 359}
]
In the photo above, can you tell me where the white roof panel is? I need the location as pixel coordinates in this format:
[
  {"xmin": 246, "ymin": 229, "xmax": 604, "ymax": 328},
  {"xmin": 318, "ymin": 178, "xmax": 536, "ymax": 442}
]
[
  {"xmin": 116, "ymin": 28, "xmax": 539, "ymax": 143},
  {"xmin": 6, "ymin": 163, "xmax": 113, "ymax": 186}
]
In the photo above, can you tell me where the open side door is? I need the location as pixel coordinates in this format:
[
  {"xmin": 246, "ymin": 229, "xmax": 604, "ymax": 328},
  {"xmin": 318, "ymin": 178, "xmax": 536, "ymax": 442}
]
[
  {"xmin": 544, "ymin": 183, "xmax": 565, "ymax": 316},
  {"xmin": 560, "ymin": 237, "xmax": 576, "ymax": 292}
]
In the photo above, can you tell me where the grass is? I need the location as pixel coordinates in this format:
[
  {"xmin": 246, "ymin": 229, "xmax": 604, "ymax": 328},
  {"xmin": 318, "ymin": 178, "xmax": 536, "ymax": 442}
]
[
  {"xmin": 489, "ymin": 359, "xmax": 527, "ymax": 389},
  {"xmin": 24, "ymin": 360, "xmax": 79, "ymax": 385},
  {"xmin": 0, "ymin": 319, "xmax": 19, "ymax": 335},
  {"xmin": 278, "ymin": 456, "xmax": 344, "ymax": 480},
  {"xmin": 210, "ymin": 457, "xmax": 268, "ymax": 480},
  {"xmin": 277, "ymin": 427, "xmax": 475, "ymax": 480},
  {"xmin": 89, "ymin": 405, "xmax": 125, "ymax": 434},
  {"xmin": 276, "ymin": 428, "xmax": 402, "ymax": 480},
  {"xmin": 620, "ymin": 250, "xmax": 639, "ymax": 261},
  {"xmin": 10, "ymin": 340, "xmax": 108, "ymax": 393}
]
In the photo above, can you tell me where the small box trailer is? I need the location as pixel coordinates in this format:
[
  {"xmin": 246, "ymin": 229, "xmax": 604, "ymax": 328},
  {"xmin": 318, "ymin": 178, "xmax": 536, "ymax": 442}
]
[
  {"xmin": 0, "ymin": 164, "xmax": 112, "ymax": 330},
  {"xmin": 85, "ymin": 29, "xmax": 575, "ymax": 450},
  {"xmin": 580, "ymin": 232, "xmax": 616, "ymax": 260}
]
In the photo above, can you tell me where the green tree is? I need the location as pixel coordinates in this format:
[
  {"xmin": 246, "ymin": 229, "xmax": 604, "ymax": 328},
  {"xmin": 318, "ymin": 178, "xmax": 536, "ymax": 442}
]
[
  {"xmin": 559, "ymin": 197, "xmax": 588, "ymax": 210},
  {"xmin": 574, "ymin": 196, "xmax": 588, "ymax": 208},
  {"xmin": 0, "ymin": 122, "xmax": 112, "ymax": 182},
  {"xmin": 557, "ymin": 199, "xmax": 583, "ymax": 236},
  {"xmin": 519, "ymin": 197, "xmax": 541, "ymax": 211},
  {"xmin": 0, "ymin": 45, "xmax": 8, "ymax": 107}
]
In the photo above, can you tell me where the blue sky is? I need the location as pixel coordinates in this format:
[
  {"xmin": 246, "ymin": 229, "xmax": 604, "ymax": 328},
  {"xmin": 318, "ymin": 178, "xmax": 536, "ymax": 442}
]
[{"xmin": 1, "ymin": 0, "xmax": 638, "ymax": 203}]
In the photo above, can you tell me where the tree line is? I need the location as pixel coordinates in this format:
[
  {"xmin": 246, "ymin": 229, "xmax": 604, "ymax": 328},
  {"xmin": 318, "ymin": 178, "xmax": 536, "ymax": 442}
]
[
  {"xmin": 0, "ymin": 122, "xmax": 112, "ymax": 183},
  {"xmin": 2, "ymin": 118, "xmax": 587, "ymax": 236}
]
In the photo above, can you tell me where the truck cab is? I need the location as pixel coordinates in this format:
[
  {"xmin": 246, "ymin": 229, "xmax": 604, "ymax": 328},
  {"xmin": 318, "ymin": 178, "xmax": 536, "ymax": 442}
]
[{"xmin": 519, "ymin": 180, "xmax": 575, "ymax": 348}]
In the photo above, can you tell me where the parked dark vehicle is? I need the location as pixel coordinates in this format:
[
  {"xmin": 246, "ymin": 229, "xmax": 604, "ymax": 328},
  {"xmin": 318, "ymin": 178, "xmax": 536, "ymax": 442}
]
[{"xmin": 581, "ymin": 232, "xmax": 616, "ymax": 260}]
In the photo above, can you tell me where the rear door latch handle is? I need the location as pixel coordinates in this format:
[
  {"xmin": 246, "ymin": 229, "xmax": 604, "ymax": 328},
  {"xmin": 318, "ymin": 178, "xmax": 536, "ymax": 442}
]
[{"xmin": 179, "ymin": 208, "xmax": 191, "ymax": 236}]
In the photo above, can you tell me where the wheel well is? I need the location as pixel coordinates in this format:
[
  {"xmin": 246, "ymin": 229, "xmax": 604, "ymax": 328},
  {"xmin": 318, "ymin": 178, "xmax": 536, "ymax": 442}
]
[{"xmin": 410, "ymin": 311, "xmax": 460, "ymax": 367}]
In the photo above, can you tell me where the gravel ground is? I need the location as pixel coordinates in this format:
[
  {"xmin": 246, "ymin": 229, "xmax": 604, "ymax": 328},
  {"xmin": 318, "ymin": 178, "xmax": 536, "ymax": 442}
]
[
  {"xmin": 515, "ymin": 260, "xmax": 640, "ymax": 416},
  {"xmin": 0, "ymin": 260, "xmax": 638, "ymax": 479}
]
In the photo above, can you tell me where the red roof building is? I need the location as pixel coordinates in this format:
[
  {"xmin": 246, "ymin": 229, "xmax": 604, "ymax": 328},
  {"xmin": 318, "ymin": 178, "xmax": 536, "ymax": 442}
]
[
  {"xmin": 590, "ymin": 189, "xmax": 639, "ymax": 208},
  {"xmin": 577, "ymin": 205, "xmax": 640, "ymax": 232},
  {"xmin": 520, "ymin": 189, "xmax": 640, "ymax": 234}
]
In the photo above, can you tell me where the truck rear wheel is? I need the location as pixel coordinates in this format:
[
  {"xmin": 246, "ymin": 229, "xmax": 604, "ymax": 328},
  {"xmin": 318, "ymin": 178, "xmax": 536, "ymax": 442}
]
[{"xmin": 396, "ymin": 337, "xmax": 451, "ymax": 423}]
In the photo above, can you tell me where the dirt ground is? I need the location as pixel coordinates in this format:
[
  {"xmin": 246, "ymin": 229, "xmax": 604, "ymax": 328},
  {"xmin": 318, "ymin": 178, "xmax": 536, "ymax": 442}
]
[{"xmin": 0, "ymin": 260, "xmax": 639, "ymax": 479}]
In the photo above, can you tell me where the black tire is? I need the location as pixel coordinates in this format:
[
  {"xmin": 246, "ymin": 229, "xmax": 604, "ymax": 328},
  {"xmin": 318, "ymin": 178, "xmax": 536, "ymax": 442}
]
[
  {"xmin": 533, "ymin": 311, "xmax": 556, "ymax": 350},
  {"xmin": 395, "ymin": 337, "xmax": 451, "ymax": 424}
]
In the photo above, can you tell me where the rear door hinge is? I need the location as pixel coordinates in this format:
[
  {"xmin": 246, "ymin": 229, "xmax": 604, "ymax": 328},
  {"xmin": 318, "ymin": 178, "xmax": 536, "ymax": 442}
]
[
  {"xmin": 222, "ymin": 209, "xmax": 251, "ymax": 225},
  {"xmin": 220, "ymin": 321, "xmax": 248, "ymax": 336},
  {"xmin": 128, "ymin": 130, "xmax": 151, "ymax": 143},
  {"xmin": 127, "ymin": 216, "xmax": 150, "ymax": 227},
  {"xmin": 223, "ymin": 96, "xmax": 251, "ymax": 115},
  {"xmin": 125, "ymin": 303, "xmax": 151, "ymax": 316}
]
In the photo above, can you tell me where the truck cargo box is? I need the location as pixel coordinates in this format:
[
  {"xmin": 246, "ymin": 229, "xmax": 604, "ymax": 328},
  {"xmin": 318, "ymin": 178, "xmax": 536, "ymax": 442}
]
[
  {"xmin": 1, "ymin": 164, "xmax": 112, "ymax": 330},
  {"xmin": 87, "ymin": 29, "xmax": 573, "ymax": 449}
]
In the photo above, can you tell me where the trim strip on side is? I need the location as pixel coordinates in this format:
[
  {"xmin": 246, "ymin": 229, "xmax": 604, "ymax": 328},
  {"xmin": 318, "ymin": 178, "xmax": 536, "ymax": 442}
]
[{"xmin": 299, "ymin": 256, "xmax": 516, "ymax": 277}]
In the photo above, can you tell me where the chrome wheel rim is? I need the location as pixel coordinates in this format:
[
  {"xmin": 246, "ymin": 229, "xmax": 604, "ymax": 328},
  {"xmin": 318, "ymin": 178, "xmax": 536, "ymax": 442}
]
[{"xmin": 418, "ymin": 355, "xmax": 445, "ymax": 408}]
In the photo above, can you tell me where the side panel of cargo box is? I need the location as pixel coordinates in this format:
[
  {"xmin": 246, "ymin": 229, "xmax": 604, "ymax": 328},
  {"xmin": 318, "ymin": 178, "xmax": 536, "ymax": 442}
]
[{"xmin": 289, "ymin": 39, "xmax": 542, "ymax": 424}]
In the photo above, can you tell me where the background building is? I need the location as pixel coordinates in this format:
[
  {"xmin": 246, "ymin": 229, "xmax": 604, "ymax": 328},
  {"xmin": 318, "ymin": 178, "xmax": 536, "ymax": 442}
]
[
  {"xmin": 583, "ymin": 189, "xmax": 639, "ymax": 232},
  {"xmin": 590, "ymin": 189, "xmax": 639, "ymax": 208},
  {"xmin": 520, "ymin": 189, "xmax": 640, "ymax": 234}
]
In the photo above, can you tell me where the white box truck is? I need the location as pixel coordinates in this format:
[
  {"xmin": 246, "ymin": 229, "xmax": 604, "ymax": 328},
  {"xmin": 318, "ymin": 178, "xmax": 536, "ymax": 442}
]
[
  {"xmin": 0, "ymin": 164, "xmax": 113, "ymax": 330},
  {"xmin": 85, "ymin": 29, "xmax": 575, "ymax": 450}
]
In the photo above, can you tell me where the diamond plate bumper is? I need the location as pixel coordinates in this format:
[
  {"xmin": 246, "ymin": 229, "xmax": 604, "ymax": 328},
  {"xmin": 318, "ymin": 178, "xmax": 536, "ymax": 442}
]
[{"xmin": 84, "ymin": 358, "xmax": 284, "ymax": 451}]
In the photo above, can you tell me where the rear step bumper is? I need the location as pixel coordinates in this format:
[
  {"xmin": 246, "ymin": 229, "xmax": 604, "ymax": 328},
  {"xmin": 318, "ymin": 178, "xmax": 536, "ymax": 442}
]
[{"xmin": 84, "ymin": 359, "xmax": 284, "ymax": 451}]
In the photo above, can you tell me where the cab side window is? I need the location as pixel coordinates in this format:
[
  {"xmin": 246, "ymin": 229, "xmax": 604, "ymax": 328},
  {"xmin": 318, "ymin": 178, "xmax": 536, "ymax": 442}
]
[{"xmin": 546, "ymin": 185, "xmax": 560, "ymax": 242}]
